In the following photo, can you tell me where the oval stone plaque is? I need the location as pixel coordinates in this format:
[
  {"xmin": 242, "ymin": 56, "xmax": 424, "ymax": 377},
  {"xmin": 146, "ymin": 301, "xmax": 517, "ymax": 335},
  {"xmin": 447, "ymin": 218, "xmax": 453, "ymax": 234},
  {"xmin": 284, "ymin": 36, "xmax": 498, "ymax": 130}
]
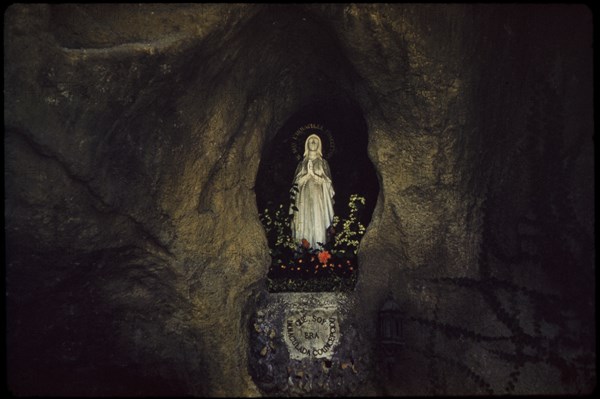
[
  {"xmin": 249, "ymin": 292, "xmax": 370, "ymax": 396},
  {"xmin": 284, "ymin": 309, "xmax": 340, "ymax": 360}
]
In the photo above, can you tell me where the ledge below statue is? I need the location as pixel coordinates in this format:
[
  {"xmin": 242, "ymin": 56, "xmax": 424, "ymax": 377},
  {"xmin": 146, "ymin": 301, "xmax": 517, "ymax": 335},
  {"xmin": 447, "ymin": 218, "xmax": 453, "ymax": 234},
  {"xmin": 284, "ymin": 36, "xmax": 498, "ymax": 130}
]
[{"xmin": 248, "ymin": 292, "xmax": 370, "ymax": 396}]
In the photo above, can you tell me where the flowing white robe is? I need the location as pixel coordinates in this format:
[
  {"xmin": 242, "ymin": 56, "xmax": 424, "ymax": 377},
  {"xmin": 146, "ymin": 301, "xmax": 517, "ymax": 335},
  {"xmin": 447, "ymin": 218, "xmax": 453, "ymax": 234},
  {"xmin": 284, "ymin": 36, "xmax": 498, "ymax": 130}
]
[{"xmin": 290, "ymin": 156, "xmax": 335, "ymax": 248}]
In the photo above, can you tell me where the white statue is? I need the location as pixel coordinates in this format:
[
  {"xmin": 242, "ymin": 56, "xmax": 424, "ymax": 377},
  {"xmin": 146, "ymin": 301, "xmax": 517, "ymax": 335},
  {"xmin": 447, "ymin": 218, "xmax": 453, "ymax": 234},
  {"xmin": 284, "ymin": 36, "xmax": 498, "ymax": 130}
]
[{"xmin": 290, "ymin": 134, "xmax": 335, "ymax": 248}]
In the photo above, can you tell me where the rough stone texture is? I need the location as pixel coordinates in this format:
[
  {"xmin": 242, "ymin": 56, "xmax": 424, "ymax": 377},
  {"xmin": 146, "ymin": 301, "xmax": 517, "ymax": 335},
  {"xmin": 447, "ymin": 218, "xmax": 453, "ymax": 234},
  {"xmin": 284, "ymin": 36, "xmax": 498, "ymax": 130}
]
[
  {"xmin": 248, "ymin": 293, "xmax": 369, "ymax": 396},
  {"xmin": 5, "ymin": 3, "xmax": 593, "ymax": 397}
]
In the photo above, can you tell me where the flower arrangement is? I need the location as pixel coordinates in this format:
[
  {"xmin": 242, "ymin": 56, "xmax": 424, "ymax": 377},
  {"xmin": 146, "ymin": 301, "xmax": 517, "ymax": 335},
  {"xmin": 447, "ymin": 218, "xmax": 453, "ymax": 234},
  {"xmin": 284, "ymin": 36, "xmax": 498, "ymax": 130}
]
[{"xmin": 259, "ymin": 193, "xmax": 366, "ymax": 292}]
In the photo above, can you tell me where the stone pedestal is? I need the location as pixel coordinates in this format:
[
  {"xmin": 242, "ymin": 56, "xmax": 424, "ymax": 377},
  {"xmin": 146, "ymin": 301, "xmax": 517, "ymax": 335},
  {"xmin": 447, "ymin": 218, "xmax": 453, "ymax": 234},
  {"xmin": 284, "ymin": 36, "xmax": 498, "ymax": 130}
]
[{"xmin": 248, "ymin": 292, "xmax": 370, "ymax": 396}]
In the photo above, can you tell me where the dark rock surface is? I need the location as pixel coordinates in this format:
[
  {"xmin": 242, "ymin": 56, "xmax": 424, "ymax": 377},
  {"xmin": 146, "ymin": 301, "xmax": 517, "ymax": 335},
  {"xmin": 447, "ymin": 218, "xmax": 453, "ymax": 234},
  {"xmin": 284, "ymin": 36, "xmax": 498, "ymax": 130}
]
[
  {"xmin": 5, "ymin": 4, "xmax": 593, "ymax": 396},
  {"xmin": 248, "ymin": 293, "xmax": 370, "ymax": 396}
]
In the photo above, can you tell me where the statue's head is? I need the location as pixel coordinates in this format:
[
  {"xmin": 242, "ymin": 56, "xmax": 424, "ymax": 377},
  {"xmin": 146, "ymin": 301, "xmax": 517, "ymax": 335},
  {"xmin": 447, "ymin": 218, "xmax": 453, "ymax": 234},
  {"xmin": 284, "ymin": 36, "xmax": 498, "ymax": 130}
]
[{"xmin": 304, "ymin": 134, "xmax": 322, "ymax": 157}]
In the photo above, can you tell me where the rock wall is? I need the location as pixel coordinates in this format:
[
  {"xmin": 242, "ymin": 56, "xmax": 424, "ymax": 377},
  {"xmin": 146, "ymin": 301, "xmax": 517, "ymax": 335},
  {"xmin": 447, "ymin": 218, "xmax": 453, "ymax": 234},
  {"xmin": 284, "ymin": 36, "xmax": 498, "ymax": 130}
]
[{"xmin": 5, "ymin": 4, "xmax": 593, "ymax": 396}]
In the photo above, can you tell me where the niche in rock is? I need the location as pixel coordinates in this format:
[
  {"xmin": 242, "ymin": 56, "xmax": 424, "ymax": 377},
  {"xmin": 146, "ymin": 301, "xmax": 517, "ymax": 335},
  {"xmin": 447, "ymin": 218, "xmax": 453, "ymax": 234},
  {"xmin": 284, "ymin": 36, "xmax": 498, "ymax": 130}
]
[{"xmin": 256, "ymin": 100, "xmax": 379, "ymax": 292}]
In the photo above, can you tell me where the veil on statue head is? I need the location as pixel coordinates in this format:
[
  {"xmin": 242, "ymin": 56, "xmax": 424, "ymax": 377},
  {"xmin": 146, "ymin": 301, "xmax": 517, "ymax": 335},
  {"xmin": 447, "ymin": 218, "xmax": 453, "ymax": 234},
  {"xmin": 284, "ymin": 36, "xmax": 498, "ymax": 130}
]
[{"xmin": 303, "ymin": 133, "xmax": 323, "ymax": 158}]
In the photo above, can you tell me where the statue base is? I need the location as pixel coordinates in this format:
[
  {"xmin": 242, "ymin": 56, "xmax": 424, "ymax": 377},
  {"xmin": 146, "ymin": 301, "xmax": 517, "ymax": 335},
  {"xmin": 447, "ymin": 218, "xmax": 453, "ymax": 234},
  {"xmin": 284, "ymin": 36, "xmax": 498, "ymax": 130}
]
[{"xmin": 248, "ymin": 292, "xmax": 370, "ymax": 396}]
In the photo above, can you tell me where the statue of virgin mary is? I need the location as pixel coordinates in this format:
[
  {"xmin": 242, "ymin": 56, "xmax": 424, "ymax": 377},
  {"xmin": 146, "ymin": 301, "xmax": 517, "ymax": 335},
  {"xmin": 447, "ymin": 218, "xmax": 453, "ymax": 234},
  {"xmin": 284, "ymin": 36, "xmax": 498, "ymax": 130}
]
[{"xmin": 290, "ymin": 134, "xmax": 335, "ymax": 249}]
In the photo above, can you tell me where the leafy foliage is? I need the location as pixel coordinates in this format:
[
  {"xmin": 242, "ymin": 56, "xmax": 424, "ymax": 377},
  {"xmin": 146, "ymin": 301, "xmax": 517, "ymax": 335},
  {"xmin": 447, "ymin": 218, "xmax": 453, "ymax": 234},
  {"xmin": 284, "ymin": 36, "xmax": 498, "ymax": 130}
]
[{"xmin": 259, "ymin": 194, "xmax": 366, "ymax": 292}]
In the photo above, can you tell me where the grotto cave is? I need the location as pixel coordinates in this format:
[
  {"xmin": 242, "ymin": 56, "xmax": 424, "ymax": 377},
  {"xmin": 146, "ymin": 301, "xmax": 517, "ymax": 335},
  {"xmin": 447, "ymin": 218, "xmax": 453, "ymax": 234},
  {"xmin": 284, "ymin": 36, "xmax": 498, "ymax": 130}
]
[
  {"xmin": 4, "ymin": 4, "xmax": 595, "ymax": 397},
  {"xmin": 255, "ymin": 99, "xmax": 378, "ymax": 292}
]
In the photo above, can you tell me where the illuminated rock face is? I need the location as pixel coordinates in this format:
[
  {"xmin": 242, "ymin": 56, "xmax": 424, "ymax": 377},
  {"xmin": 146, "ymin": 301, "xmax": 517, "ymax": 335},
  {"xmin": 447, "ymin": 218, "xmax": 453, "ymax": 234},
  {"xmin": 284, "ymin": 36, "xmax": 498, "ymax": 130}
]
[{"xmin": 5, "ymin": 4, "xmax": 593, "ymax": 397}]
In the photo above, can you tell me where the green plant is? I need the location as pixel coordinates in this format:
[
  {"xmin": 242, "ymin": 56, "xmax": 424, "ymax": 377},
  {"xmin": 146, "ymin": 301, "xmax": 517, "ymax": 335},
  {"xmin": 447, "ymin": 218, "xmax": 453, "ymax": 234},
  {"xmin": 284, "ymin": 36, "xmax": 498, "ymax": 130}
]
[
  {"xmin": 329, "ymin": 194, "xmax": 366, "ymax": 258},
  {"xmin": 259, "ymin": 203, "xmax": 296, "ymax": 256},
  {"xmin": 259, "ymin": 194, "xmax": 367, "ymax": 292}
]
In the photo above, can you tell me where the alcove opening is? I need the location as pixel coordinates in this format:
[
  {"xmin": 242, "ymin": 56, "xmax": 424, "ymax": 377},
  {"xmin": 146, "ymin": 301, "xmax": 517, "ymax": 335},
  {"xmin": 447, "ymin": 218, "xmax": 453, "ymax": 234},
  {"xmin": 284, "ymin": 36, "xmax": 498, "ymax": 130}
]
[{"xmin": 256, "ymin": 99, "xmax": 379, "ymax": 292}]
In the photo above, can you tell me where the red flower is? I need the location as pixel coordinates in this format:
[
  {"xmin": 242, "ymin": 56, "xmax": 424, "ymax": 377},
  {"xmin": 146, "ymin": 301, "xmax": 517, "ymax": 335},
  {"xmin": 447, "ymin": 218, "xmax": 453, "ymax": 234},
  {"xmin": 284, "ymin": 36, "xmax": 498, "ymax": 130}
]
[
  {"xmin": 301, "ymin": 239, "xmax": 310, "ymax": 249},
  {"xmin": 318, "ymin": 250, "xmax": 332, "ymax": 264}
]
